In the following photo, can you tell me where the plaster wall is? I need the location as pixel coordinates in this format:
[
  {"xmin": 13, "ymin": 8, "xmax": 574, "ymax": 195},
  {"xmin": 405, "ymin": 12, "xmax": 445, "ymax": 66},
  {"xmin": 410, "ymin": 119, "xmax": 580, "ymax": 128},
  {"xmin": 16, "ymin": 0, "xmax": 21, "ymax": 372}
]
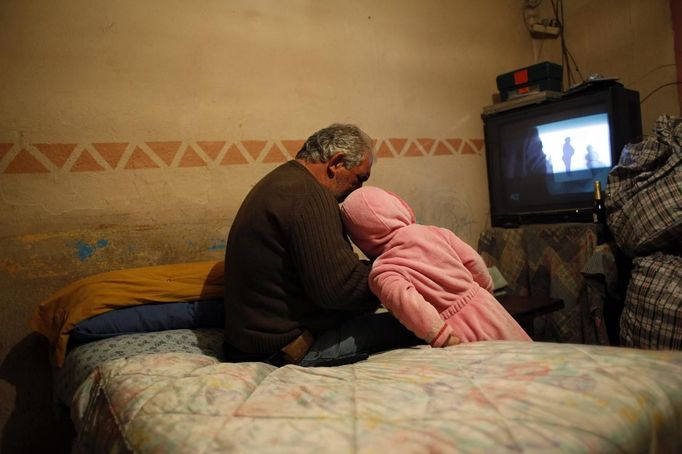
[
  {"xmin": 530, "ymin": 0, "xmax": 680, "ymax": 133},
  {"xmin": 0, "ymin": 1, "xmax": 677, "ymax": 452},
  {"xmin": 0, "ymin": 2, "xmax": 533, "ymax": 451}
]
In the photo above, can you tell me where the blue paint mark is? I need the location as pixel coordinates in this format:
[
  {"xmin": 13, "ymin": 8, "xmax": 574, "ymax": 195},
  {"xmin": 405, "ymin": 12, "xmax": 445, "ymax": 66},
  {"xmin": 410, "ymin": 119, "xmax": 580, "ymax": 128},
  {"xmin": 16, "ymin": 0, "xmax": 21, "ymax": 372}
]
[
  {"xmin": 207, "ymin": 241, "xmax": 226, "ymax": 252},
  {"xmin": 75, "ymin": 241, "xmax": 95, "ymax": 261},
  {"xmin": 72, "ymin": 239, "xmax": 109, "ymax": 261}
]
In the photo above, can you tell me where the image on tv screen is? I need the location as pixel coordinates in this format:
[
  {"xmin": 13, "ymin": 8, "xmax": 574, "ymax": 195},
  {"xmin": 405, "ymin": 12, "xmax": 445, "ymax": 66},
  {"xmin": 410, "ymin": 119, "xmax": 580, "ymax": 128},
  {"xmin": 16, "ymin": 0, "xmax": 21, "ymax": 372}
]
[
  {"xmin": 537, "ymin": 113, "xmax": 611, "ymax": 194},
  {"xmin": 501, "ymin": 112, "xmax": 612, "ymax": 207}
]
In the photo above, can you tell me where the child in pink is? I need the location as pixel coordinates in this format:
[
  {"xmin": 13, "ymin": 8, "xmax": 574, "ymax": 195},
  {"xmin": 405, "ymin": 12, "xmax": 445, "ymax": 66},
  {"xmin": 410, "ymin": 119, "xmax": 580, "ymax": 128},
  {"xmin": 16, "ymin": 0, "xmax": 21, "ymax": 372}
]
[{"xmin": 340, "ymin": 186, "xmax": 531, "ymax": 347}]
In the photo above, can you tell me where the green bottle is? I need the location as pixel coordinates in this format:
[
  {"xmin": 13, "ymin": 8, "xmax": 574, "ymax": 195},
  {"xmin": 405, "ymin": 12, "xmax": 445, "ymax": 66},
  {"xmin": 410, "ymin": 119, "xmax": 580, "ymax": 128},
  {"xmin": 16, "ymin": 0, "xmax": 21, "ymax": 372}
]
[{"xmin": 592, "ymin": 180, "xmax": 606, "ymax": 225}]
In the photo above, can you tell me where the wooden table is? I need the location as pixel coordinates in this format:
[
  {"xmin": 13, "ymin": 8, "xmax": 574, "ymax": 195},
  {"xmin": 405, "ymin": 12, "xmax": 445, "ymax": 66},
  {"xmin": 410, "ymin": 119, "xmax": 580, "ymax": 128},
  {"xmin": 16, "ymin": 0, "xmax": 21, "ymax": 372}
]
[{"xmin": 498, "ymin": 294, "xmax": 564, "ymax": 339}]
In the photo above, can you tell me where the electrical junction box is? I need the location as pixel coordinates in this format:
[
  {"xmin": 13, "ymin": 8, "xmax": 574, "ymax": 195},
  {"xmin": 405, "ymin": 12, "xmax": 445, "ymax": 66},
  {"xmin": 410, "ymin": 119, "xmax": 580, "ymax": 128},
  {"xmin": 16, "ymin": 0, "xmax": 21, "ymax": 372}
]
[{"xmin": 496, "ymin": 61, "xmax": 563, "ymax": 101}]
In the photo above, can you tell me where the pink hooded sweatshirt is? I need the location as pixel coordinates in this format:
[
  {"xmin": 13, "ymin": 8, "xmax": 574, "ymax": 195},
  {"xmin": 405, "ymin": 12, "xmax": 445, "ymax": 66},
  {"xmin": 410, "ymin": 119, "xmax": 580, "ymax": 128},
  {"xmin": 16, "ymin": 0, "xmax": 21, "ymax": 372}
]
[{"xmin": 340, "ymin": 186, "xmax": 531, "ymax": 347}]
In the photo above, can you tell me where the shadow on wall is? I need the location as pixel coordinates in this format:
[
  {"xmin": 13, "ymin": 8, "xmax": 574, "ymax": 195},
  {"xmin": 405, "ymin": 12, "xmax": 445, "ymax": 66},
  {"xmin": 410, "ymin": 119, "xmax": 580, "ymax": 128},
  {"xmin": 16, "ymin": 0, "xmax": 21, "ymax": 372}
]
[{"xmin": 0, "ymin": 334, "xmax": 74, "ymax": 454}]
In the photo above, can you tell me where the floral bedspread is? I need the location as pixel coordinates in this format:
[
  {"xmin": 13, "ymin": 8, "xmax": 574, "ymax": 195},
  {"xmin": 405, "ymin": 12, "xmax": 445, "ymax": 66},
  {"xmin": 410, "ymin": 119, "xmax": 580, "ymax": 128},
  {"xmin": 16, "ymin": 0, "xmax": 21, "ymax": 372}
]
[{"xmin": 71, "ymin": 341, "xmax": 682, "ymax": 453}]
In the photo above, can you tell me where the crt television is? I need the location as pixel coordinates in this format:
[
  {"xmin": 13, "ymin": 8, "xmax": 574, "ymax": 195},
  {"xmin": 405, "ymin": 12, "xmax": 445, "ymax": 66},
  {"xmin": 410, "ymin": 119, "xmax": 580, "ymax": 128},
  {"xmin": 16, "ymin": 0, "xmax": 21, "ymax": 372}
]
[{"xmin": 483, "ymin": 84, "xmax": 642, "ymax": 227}]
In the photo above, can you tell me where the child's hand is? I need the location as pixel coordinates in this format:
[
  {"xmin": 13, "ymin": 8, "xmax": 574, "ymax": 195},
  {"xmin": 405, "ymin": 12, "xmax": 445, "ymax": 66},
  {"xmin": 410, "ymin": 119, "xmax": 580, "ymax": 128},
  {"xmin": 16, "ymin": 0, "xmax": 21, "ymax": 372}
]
[{"xmin": 444, "ymin": 335, "xmax": 460, "ymax": 347}]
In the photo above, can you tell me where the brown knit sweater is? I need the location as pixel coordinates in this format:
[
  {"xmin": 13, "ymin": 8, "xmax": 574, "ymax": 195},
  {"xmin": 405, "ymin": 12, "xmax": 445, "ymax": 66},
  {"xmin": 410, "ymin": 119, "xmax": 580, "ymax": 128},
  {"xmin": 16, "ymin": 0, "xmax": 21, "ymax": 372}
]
[{"xmin": 224, "ymin": 160, "xmax": 379, "ymax": 354}]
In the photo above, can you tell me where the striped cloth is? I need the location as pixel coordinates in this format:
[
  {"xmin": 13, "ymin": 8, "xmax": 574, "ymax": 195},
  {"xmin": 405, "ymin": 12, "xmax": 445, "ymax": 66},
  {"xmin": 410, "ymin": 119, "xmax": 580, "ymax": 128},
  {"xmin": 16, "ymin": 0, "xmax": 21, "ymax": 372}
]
[{"xmin": 620, "ymin": 253, "xmax": 682, "ymax": 349}]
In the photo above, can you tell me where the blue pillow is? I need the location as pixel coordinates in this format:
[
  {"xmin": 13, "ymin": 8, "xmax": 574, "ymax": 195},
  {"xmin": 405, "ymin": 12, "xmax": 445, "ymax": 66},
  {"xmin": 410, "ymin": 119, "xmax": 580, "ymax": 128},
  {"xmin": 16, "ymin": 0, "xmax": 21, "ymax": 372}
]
[{"xmin": 68, "ymin": 299, "xmax": 224, "ymax": 348}]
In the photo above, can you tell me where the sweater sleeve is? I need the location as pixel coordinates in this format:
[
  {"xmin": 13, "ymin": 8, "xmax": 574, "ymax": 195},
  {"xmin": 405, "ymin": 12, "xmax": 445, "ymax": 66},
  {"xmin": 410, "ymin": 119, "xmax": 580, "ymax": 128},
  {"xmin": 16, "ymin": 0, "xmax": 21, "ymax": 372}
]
[
  {"xmin": 448, "ymin": 233, "xmax": 494, "ymax": 293},
  {"xmin": 369, "ymin": 267, "xmax": 453, "ymax": 347},
  {"xmin": 288, "ymin": 186, "xmax": 379, "ymax": 312}
]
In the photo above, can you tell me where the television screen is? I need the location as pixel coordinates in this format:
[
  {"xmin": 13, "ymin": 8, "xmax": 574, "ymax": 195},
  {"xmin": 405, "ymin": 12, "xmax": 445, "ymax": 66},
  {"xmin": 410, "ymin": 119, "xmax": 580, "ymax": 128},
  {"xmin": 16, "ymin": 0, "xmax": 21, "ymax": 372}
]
[{"xmin": 484, "ymin": 84, "xmax": 642, "ymax": 227}]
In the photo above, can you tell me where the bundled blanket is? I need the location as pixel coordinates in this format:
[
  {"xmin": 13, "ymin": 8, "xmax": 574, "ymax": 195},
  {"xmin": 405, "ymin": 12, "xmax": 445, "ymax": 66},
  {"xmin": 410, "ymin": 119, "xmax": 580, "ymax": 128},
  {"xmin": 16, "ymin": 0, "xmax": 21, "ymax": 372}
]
[
  {"xmin": 607, "ymin": 114, "xmax": 682, "ymax": 256},
  {"xmin": 607, "ymin": 114, "xmax": 682, "ymax": 350}
]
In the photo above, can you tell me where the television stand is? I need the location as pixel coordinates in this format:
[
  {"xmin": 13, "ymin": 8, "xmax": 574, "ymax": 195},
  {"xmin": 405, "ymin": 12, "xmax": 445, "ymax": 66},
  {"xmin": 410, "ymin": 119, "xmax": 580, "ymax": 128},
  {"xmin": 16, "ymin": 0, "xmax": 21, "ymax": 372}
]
[
  {"xmin": 498, "ymin": 295, "xmax": 564, "ymax": 339},
  {"xmin": 478, "ymin": 223, "xmax": 620, "ymax": 345}
]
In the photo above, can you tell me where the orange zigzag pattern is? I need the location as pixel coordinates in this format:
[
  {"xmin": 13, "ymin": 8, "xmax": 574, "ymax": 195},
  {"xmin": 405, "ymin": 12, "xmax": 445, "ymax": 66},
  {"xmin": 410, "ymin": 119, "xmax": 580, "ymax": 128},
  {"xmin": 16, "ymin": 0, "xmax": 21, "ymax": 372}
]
[{"xmin": 0, "ymin": 138, "xmax": 485, "ymax": 174}]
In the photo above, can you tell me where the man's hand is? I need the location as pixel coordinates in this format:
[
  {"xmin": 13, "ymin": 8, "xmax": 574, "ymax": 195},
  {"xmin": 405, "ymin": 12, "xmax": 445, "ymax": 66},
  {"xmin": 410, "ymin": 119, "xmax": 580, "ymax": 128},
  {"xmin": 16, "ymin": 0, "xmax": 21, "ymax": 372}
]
[{"xmin": 444, "ymin": 335, "xmax": 460, "ymax": 347}]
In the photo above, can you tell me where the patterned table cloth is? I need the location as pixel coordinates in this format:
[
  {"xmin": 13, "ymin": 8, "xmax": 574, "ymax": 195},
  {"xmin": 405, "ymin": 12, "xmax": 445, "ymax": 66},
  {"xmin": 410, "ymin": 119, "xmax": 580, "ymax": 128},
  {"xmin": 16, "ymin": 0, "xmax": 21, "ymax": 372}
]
[{"xmin": 478, "ymin": 223, "xmax": 613, "ymax": 344}]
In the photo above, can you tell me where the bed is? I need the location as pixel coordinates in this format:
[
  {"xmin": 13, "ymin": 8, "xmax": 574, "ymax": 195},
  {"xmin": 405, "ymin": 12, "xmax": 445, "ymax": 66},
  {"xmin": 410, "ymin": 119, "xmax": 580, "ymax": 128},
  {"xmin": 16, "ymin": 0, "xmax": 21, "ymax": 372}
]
[{"xmin": 31, "ymin": 261, "xmax": 682, "ymax": 453}]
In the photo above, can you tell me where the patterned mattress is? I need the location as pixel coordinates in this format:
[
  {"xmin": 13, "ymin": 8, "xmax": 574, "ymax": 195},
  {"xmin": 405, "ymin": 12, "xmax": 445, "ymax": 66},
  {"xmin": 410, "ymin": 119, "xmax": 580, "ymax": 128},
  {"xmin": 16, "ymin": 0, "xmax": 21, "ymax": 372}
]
[
  {"xmin": 70, "ymin": 340, "xmax": 682, "ymax": 453},
  {"xmin": 54, "ymin": 328, "xmax": 224, "ymax": 406}
]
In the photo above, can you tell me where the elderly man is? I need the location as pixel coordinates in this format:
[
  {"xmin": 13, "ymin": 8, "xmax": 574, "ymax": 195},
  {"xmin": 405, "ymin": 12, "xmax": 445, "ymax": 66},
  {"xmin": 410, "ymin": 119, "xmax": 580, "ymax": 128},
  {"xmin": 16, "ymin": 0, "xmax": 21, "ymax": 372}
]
[{"xmin": 223, "ymin": 123, "xmax": 420, "ymax": 366}]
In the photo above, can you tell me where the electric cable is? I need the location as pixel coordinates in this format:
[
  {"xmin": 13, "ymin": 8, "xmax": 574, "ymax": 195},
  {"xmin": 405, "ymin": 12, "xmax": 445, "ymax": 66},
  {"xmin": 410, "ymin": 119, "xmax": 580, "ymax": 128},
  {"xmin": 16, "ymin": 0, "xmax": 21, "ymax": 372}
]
[
  {"xmin": 639, "ymin": 81, "xmax": 682, "ymax": 104},
  {"xmin": 629, "ymin": 64, "xmax": 676, "ymax": 86},
  {"xmin": 551, "ymin": 0, "xmax": 584, "ymax": 88}
]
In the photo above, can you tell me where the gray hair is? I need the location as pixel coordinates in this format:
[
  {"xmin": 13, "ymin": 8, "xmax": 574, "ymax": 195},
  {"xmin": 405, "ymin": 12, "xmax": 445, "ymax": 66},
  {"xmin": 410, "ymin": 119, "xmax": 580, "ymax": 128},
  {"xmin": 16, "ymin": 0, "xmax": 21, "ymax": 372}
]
[{"xmin": 296, "ymin": 123, "xmax": 373, "ymax": 169}]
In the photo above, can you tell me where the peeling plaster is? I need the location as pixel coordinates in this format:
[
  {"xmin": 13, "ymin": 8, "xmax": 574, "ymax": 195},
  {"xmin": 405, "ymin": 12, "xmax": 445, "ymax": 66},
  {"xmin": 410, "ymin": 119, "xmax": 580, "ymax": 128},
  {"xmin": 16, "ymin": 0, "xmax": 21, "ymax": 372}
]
[
  {"xmin": 15, "ymin": 231, "xmax": 70, "ymax": 243},
  {"xmin": 0, "ymin": 257, "xmax": 67, "ymax": 278}
]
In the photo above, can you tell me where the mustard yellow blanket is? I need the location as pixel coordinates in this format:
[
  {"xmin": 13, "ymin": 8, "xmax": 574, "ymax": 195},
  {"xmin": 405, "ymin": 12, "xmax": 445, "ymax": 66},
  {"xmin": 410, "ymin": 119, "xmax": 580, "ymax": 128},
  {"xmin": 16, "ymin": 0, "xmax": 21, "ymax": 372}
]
[{"xmin": 29, "ymin": 261, "xmax": 224, "ymax": 367}]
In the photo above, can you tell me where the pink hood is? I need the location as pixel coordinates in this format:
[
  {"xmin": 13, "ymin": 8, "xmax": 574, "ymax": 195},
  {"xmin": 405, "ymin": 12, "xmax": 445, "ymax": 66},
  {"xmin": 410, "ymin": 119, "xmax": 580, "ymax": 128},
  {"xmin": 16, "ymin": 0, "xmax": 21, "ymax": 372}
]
[{"xmin": 340, "ymin": 186, "xmax": 416, "ymax": 258}]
